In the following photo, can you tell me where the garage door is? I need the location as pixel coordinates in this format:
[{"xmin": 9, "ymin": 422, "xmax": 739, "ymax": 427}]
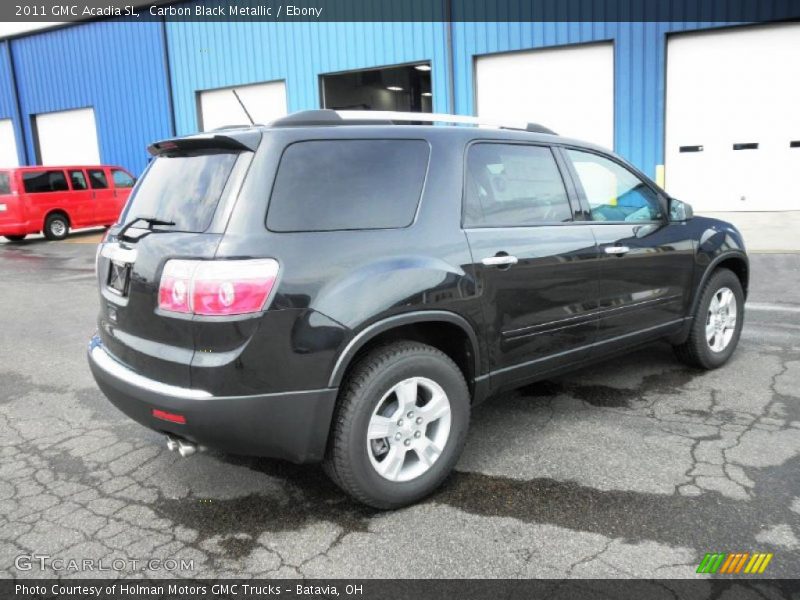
[
  {"xmin": 0, "ymin": 119, "xmax": 19, "ymax": 167},
  {"xmin": 198, "ymin": 81, "xmax": 287, "ymax": 131},
  {"xmin": 35, "ymin": 107, "xmax": 101, "ymax": 165},
  {"xmin": 666, "ymin": 24, "xmax": 800, "ymax": 212},
  {"xmin": 475, "ymin": 43, "xmax": 614, "ymax": 149}
]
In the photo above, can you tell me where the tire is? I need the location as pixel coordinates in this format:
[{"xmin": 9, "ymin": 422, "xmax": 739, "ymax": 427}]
[
  {"xmin": 673, "ymin": 268, "xmax": 744, "ymax": 369},
  {"xmin": 43, "ymin": 213, "xmax": 69, "ymax": 241},
  {"xmin": 3, "ymin": 235, "xmax": 26, "ymax": 242},
  {"xmin": 324, "ymin": 341, "xmax": 470, "ymax": 509}
]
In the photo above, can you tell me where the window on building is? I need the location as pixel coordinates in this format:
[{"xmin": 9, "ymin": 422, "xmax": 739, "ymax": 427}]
[
  {"xmin": 267, "ymin": 139, "xmax": 429, "ymax": 232},
  {"xmin": 22, "ymin": 170, "xmax": 69, "ymax": 193},
  {"xmin": 321, "ymin": 63, "xmax": 433, "ymax": 113},
  {"xmin": 464, "ymin": 143, "xmax": 572, "ymax": 227}
]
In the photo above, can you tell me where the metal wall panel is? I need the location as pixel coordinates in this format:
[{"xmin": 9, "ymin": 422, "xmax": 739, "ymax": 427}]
[
  {"xmin": 10, "ymin": 20, "xmax": 173, "ymax": 174},
  {"xmin": 165, "ymin": 18, "xmax": 450, "ymax": 135}
]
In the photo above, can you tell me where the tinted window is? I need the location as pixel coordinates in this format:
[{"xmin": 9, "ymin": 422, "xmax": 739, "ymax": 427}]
[
  {"xmin": 88, "ymin": 169, "xmax": 108, "ymax": 189},
  {"xmin": 22, "ymin": 170, "xmax": 69, "ymax": 194},
  {"xmin": 464, "ymin": 143, "xmax": 571, "ymax": 227},
  {"xmin": 112, "ymin": 169, "xmax": 135, "ymax": 188},
  {"xmin": 0, "ymin": 172, "xmax": 9, "ymax": 195},
  {"xmin": 121, "ymin": 153, "xmax": 238, "ymax": 232},
  {"xmin": 566, "ymin": 149, "xmax": 663, "ymax": 222},
  {"xmin": 267, "ymin": 140, "xmax": 429, "ymax": 232},
  {"xmin": 69, "ymin": 170, "xmax": 88, "ymax": 190}
]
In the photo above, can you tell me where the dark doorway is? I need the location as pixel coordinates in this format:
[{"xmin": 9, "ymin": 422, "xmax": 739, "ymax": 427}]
[{"xmin": 321, "ymin": 63, "xmax": 433, "ymax": 113}]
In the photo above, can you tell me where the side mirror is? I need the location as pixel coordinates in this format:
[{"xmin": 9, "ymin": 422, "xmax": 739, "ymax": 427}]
[{"xmin": 669, "ymin": 197, "xmax": 694, "ymax": 221}]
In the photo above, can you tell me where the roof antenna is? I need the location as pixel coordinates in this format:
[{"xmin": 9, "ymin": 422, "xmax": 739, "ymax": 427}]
[{"xmin": 231, "ymin": 89, "xmax": 255, "ymax": 125}]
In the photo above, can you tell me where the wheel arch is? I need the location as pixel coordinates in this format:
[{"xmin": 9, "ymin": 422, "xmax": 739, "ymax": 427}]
[
  {"xmin": 327, "ymin": 311, "xmax": 483, "ymax": 398},
  {"xmin": 692, "ymin": 251, "xmax": 749, "ymax": 316}
]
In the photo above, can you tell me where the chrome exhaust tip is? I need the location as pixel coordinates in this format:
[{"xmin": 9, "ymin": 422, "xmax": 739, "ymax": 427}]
[
  {"xmin": 177, "ymin": 439, "xmax": 197, "ymax": 458},
  {"xmin": 166, "ymin": 436, "xmax": 178, "ymax": 452}
]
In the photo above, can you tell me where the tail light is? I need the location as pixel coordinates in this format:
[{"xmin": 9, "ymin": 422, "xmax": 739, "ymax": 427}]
[{"xmin": 158, "ymin": 259, "xmax": 279, "ymax": 316}]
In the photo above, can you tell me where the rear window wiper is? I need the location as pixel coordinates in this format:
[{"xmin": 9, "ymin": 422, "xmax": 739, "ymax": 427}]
[{"xmin": 118, "ymin": 216, "xmax": 176, "ymax": 243}]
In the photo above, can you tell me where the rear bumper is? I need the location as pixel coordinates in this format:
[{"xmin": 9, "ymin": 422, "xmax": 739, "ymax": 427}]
[
  {"xmin": 87, "ymin": 335, "xmax": 338, "ymax": 463},
  {"xmin": 0, "ymin": 221, "xmax": 31, "ymax": 236}
]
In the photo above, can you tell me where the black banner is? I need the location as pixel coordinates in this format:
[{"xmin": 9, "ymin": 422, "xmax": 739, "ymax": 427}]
[
  {"xmin": 5, "ymin": 579, "xmax": 800, "ymax": 600},
  {"xmin": 3, "ymin": 0, "xmax": 800, "ymax": 24}
]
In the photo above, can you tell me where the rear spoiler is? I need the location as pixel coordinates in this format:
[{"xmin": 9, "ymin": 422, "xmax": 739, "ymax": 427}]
[{"xmin": 148, "ymin": 130, "xmax": 262, "ymax": 156}]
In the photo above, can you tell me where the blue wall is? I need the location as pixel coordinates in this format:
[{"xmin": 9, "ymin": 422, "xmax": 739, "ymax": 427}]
[
  {"xmin": 10, "ymin": 20, "xmax": 173, "ymax": 174},
  {"xmin": 3, "ymin": 3, "xmax": 798, "ymax": 179},
  {"xmin": 166, "ymin": 20, "xmax": 451, "ymax": 135}
]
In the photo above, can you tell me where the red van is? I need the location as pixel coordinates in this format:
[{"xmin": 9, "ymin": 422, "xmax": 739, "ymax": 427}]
[{"xmin": 0, "ymin": 165, "xmax": 135, "ymax": 241}]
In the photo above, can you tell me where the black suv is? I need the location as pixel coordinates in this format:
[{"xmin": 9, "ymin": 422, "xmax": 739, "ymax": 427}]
[{"xmin": 88, "ymin": 110, "xmax": 748, "ymax": 508}]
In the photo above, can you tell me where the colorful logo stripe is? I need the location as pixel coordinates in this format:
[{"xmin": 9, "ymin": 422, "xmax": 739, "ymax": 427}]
[{"xmin": 697, "ymin": 552, "xmax": 773, "ymax": 574}]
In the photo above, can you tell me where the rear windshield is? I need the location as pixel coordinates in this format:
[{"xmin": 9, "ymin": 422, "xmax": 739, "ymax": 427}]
[
  {"xmin": 122, "ymin": 153, "xmax": 238, "ymax": 232},
  {"xmin": 0, "ymin": 172, "xmax": 9, "ymax": 195},
  {"xmin": 267, "ymin": 139, "xmax": 430, "ymax": 232}
]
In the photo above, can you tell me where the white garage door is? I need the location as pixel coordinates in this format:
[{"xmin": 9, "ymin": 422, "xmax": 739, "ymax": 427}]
[
  {"xmin": 0, "ymin": 119, "xmax": 20, "ymax": 167},
  {"xmin": 475, "ymin": 43, "xmax": 614, "ymax": 149},
  {"xmin": 666, "ymin": 24, "xmax": 800, "ymax": 212},
  {"xmin": 199, "ymin": 81, "xmax": 287, "ymax": 131},
  {"xmin": 35, "ymin": 107, "xmax": 101, "ymax": 165}
]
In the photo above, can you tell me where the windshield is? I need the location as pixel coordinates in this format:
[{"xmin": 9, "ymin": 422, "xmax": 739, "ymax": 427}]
[{"xmin": 121, "ymin": 153, "xmax": 238, "ymax": 232}]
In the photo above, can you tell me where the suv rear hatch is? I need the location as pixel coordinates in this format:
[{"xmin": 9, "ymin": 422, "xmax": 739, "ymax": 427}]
[{"xmin": 95, "ymin": 131, "xmax": 260, "ymax": 388}]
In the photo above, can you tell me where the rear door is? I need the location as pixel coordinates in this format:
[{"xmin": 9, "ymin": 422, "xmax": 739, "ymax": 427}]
[
  {"xmin": 87, "ymin": 168, "xmax": 115, "ymax": 225},
  {"xmin": 561, "ymin": 147, "xmax": 694, "ymax": 352},
  {"xmin": 462, "ymin": 141, "xmax": 599, "ymax": 389}
]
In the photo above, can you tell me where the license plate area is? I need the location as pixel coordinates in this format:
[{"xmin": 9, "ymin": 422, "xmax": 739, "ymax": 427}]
[{"xmin": 107, "ymin": 261, "xmax": 131, "ymax": 296}]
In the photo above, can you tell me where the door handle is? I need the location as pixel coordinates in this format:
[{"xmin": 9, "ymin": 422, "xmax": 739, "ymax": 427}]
[
  {"xmin": 604, "ymin": 246, "xmax": 630, "ymax": 255},
  {"xmin": 481, "ymin": 254, "xmax": 519, "ymax": 267}
]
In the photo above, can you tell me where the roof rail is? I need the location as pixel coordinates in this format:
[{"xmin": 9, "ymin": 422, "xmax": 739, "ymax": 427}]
[{"xmin": 269, "ymin": 109, "xmax": 557, "ymax": 135}]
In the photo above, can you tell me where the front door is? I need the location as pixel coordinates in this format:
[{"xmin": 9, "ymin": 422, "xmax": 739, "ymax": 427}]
[
  {"xmin": 462, "ymin": 141, "xmax": 599, "ymax": 389},
  {"xmin": 562, "ymin": 148, "xmax": 695, "ymax": 352}
]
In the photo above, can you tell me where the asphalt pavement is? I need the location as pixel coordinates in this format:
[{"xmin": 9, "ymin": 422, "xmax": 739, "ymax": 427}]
[{"xmin": 0, "ymin": 233, "xmax": 798, "ymax": 579}]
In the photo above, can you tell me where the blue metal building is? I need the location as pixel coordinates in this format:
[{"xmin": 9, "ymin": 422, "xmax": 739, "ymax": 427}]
[{"xmin": 0, "ymin": 1, "xmax": 797, "ymax": 196}]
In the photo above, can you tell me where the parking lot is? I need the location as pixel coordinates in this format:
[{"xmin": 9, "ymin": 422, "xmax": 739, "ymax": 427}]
[{"xmin": 1, "ymin": 233, "xmax": 798, "ymax": 579}]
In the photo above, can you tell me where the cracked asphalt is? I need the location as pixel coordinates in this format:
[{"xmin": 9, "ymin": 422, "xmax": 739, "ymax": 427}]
[{"xmin": 1, "ymin": 233, "xmax": 799, "ymax": 579}]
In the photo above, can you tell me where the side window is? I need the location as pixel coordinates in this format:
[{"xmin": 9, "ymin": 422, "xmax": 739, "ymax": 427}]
[
  {"xmin": 22, "ymin": 170, "xmax": 68, "ymax": 193},
  {"xmin": 69, "ymin": 170, "xmax": 88, "ymax": 191},
  {"xmin": 0, "ymin": 172, "xmax": 9, "ymax": 195},
  {"xmin": 87, "ymin": 169, "xmax": 109, "ymax": 190},
  {"xmin": 112, "ymin": 169, "xmax": 135, "ymax": 188},
  {"xmin": 464, "ymin": 143, "xmax": 572, "ymax": 227},
  {"xmin": 268, "ymin": 139, "xmax": 429, "ymax": 232},
  {"xmin": 566, "ymin": 149, "xmax": 663, "ymax": 222}
]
